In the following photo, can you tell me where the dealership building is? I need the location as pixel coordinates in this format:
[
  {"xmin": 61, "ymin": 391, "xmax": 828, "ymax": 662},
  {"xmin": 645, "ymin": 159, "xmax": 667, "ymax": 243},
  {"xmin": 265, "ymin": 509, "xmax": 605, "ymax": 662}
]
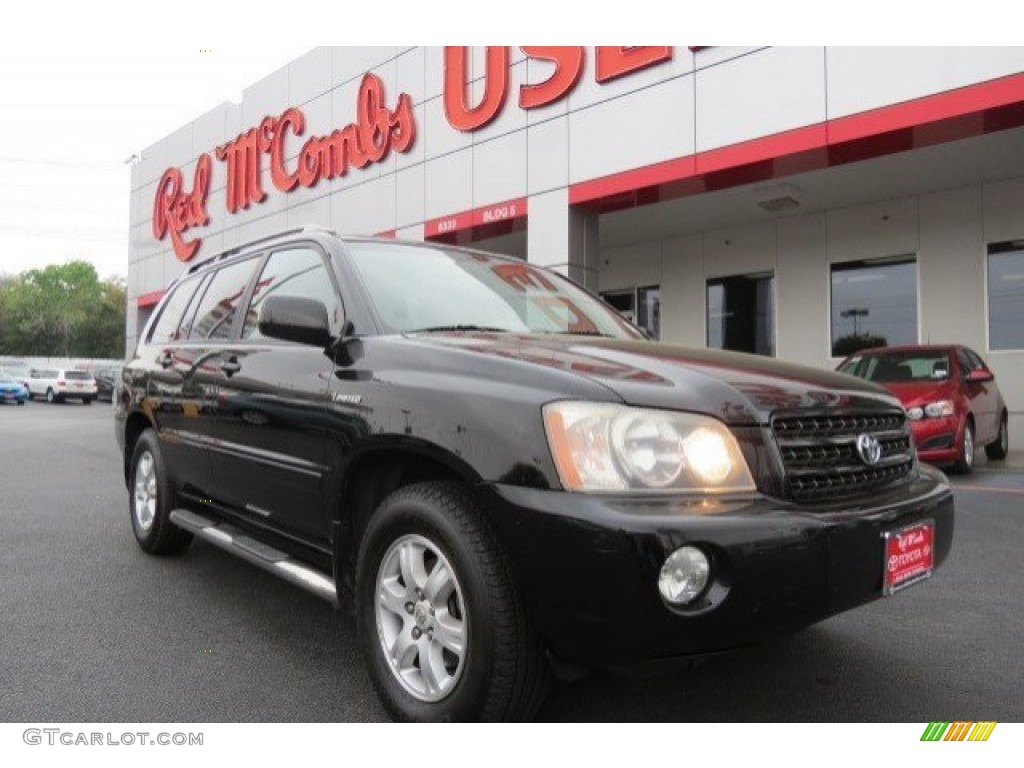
[{"xmin": 129, "ymin": 46, "xmax": 1024, "ymax": 447}]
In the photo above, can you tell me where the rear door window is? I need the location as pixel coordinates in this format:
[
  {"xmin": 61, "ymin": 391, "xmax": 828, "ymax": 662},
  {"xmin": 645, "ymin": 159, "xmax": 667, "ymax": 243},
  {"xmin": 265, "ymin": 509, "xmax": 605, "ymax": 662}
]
[{"xmin": 188, "ymin": 258, "xmax": 261, "ymax": 341}]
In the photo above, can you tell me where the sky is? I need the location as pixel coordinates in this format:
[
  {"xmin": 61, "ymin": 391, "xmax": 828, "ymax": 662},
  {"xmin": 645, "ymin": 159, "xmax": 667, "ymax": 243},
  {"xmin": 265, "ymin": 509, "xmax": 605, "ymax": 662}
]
[
  {"xmin": 0, "ymin": 3, "xmax": 1000, "ymax": 283},
  {"xmin": 0, "ymin": 47, "xmax": 309, "ymax": 281}
]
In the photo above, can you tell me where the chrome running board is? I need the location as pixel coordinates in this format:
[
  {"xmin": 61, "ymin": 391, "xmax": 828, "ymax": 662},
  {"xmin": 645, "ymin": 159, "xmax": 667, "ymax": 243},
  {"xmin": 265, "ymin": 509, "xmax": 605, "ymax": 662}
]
[{"xmin": 169, "ymin": 509, "xmax": 338, "ymax": 607}]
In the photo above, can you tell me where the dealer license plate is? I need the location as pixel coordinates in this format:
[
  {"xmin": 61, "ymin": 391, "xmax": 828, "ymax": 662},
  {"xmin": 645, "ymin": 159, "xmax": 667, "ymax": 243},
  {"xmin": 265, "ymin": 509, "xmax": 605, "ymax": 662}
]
[{"xmin": 882, "ymin": 520, "xmax": 934, "ymax": 595}]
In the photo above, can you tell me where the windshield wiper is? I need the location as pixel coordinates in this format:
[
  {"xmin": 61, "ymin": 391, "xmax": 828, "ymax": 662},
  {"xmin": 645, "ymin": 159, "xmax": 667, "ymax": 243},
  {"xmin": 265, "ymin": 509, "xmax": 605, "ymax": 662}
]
[
  {"xmin": 407, "ymin": 325, "xmax": 515, "ymax": 334},
  {"xmin": 535, "ymin": 330, "xmax": 617, "ymax": 338}
]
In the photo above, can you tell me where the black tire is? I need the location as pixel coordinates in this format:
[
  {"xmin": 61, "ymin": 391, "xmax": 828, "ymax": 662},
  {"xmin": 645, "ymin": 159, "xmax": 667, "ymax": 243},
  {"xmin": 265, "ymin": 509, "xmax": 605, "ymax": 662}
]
[
  {"xmin": 951, "ymin": 419, "xmax": 975, "ymax": 474},
  {"xmin": 356, "ymin": 481, "xmax": 549, "ymax": 722},
  {"xmin": 83, "ymin": 398, "xmax": 94, "ymax": 405},
  {"xmin": 128, "ymin": 430, "xmax": 192, "ymax": 555},
  {"xmin": 46, "ymin": 388, "xmax": 56, "ymax": 404},
  {"xmin": 985, "ymin": 412, "xmax": 1009, "ymax": 461}
]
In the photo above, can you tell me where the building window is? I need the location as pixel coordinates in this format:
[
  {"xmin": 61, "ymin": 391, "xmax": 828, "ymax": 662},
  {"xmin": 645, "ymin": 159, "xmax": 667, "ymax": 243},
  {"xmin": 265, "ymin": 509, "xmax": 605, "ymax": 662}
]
[
  {"xmin": 601, "ymin": 286, "xmax": 660, "ymax": 340},
  {"xmin": 707, "ymin": 272, "xmax": 775, "ymax": 356},
  {"xmin": 988, "ymin": 240, "xmax": 1024, "ymax": 350},
  {"xmin": 830, "ymin": 256, "xmax": 917, "ymax": 357}
]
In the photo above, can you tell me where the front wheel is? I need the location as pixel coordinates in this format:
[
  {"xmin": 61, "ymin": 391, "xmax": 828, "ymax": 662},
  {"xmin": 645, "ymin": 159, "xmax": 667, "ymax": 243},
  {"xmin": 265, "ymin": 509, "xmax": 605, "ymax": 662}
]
[
  {"xmin": 129, "ymin": 430, "xmax": 192, "ymax": 555},
  {"xmin": 985, "ymin": 412, "xmax": 1009, "ymax": 461},
  {"xmin": 46, "ymin": 388, "xmax": 56, "ymax": 404},
  {"xmin": 356, "ymin": 482, "xmax": 549, "ymax": 722},
  {"xmin": 951, "ymin": 420, "xmax": 975, "ymax": 474}
]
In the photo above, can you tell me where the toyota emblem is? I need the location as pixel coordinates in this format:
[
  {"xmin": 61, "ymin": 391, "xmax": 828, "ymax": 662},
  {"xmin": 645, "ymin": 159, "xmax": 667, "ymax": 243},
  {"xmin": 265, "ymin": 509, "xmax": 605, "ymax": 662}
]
[{"xmin": 856, "ymin": 433, "xmax": 883, "ymax": 466}]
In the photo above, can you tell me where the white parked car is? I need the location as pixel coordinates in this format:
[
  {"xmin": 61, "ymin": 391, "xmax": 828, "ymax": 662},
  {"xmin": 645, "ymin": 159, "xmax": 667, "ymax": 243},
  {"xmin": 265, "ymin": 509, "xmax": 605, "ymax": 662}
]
[{"xmin": 27, "ymin": 368, "xmax": 98, "ymax": 404}]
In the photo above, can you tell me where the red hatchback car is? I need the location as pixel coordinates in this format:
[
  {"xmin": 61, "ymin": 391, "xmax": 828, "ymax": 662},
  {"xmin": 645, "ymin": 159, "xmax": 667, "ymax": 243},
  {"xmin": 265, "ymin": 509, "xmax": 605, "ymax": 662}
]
[{"xmin": 838, "ymin": 345, "xmax": 1009, "ymax": 473}]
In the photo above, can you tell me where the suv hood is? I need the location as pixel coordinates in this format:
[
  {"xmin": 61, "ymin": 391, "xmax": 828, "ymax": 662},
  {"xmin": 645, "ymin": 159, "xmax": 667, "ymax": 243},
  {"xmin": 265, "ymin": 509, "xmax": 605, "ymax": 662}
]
[{"xmin": 405, "ymin": 333, "xmax": 900, "ymax": 425}]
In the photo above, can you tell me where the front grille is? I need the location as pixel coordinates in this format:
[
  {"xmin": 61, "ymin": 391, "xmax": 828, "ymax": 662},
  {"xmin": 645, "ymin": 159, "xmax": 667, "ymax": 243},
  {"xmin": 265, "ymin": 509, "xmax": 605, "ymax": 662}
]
[{"xmin": 773, "ymin": 412, "xmax": 915, "ymax": 503}]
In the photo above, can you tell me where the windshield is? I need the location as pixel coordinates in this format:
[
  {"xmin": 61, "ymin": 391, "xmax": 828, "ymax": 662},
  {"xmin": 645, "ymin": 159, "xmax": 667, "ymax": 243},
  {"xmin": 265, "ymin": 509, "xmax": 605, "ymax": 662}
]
[
  {"xmin": 0, "ymin": 374, "xmax": 16, "ymax": 384},
  {"xmin": 346, "ymin": 242, "xmax": 642, "ymax": 339},
  {"xmin": 840, "ymin": 351, "xmax": 952, "ymax": 382}
]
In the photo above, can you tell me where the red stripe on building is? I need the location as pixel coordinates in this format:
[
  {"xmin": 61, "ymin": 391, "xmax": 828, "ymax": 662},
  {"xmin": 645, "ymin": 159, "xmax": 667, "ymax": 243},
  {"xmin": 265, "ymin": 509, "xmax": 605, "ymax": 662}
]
[
  {"xmin": 570, "ymin": 72, "xmax": 1024, "ymax": 210},
  {"xmin": 136, "ymin": 290, "xmax": 165, "ymax": 308},
  {"xmin": 425, "ymin": 197, "xmax": 529, "ymax": 245}
]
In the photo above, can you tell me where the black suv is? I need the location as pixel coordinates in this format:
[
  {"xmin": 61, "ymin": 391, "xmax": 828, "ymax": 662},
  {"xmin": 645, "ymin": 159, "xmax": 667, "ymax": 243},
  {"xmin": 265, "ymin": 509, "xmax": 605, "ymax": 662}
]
[{"xmin": 116, "ymin": 227, "xmax": 954, "ymax": 721}]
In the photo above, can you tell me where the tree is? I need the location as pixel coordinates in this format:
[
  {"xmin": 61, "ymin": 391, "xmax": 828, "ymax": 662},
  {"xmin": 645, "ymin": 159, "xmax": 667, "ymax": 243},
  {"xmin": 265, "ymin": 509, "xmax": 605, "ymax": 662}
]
[
  {"xmin": 832, "ymin": 333, "xmax": 887, "ymax": 358},
  {"xmin": 0, "ymin": 261, "xmax": 125, "ymax": 358}
]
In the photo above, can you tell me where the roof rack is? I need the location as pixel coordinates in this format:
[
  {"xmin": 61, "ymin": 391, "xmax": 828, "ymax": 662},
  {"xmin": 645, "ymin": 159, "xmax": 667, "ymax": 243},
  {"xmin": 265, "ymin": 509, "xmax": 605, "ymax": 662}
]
[{"xmin": 185, "ymin": 225, "xmax": 337, "ymax": 275}]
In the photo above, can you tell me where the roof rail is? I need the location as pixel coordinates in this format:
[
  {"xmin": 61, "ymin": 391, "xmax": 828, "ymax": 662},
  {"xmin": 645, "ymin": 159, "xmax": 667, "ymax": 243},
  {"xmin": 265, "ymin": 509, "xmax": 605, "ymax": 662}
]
[{"xmin": 185, "ymin": 225, "xmax": 338, "ymax": 275}]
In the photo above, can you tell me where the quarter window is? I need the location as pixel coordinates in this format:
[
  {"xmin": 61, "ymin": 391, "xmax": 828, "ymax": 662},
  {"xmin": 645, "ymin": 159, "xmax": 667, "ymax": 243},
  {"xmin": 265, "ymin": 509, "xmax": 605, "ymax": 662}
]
[
  {"xmin": 147, "ymin": 276, "xmax": 203, "ymax": 344},
  {"xmin": 987, "ymin": 241, "xmax": 1024, "ymax": 350},
  {"xmin": 241, "ymin": 247, "xmax": 341, "ymax": 340},
  {"xmin": 831, "ymin": 257, "xmax": 917, "ymax": 357},
  {"xmin": 188, "ymin": 259, "xmax": 260, "ymax": 341}
]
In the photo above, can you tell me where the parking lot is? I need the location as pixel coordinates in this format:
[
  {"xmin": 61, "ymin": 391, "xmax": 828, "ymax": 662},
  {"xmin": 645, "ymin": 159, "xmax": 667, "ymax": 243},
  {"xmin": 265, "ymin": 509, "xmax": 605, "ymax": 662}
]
[{"xmin": 1, "ymin": 399, "xmax": 1021, "ymax": 722}]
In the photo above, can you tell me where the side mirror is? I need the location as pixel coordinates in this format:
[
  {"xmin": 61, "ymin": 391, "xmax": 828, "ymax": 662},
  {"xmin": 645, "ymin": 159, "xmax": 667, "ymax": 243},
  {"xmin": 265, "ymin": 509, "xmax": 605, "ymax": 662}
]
[
  {"xmin": 258, "ymin": 295, "xmax": 333, "ymax": 347},
  {"xmin": 967, "ymin": 368, "xmax": 994, "ymax": 383}
]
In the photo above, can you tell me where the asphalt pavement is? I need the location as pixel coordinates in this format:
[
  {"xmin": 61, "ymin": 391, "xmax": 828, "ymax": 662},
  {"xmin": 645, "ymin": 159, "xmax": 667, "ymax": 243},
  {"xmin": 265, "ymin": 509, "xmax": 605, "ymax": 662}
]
[{"xmin": 1, "ymin": 400, "xmax": 1021, "ymax": 722}]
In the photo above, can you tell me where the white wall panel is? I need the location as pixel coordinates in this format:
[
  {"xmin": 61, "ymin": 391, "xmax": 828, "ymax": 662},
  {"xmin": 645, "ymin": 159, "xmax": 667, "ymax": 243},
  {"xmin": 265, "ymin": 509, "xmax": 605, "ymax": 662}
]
[
  {"xmin": 658, "ymin": 233, "xmax": 705, "ymax": 348},
  {"xmin": 423, "ymin": 148, "xmax": 472, "ymax": 220},
  {"xmin": 289, "ymin": 47, "xmax": 332, "ymax": 105},
  {"xmin": 776, "ymin": 214, "xmax": 829, "ymax": 366},
  {"xmin": 527, "ymin": 116, "xmax": 568, "ymax": 195},
  {"xmin": 241, "ymin": 64, "xmax": 289, "ymax": 127},
  {"xmin": 693, "ymin": 47, "xmax": 766, "ymax": 70},
  {"xmin": 396, "ymin": 164, "xmax": 425, "ymax": 228},
  {"xmin": 330, "ymin": 47, "xmax": 398, "ymax": 89},
  {"xmin": 703, "ymin": 221, "xmax": 777, "ymax": 278},
  {"xmin": 135, "ymin": 140, "xmax": 168, "ymax": 187},
  {"xmin": 286, "ymin": 194, "xmax": 332, "ymax": 230},
  {"xmin": 827, "ymin": 47, "xmax": 1024, "ymax": 119},
  {"xmin": 918, "ymin": 187, "xmax": 986, "ymax": 349},
  {"xmin": 192, "ymin": 104, "xmax": 229, "ymax": 159},
  {"xmin": 569, "ymin": 75, "xmax": 694, "ymax": 184},
  {"xmin": 423, "ymin": 94, "xmax": 471, "ymax": 160},
  {"xmin": 232, "ymin": 212, "xmax": 289, "ymax": 250},
  {"xmin": 826, "ymin": 197, "xmax": 919, "ymax": 263},
  {"xmin": 469, "ymin": 60, "xmax": 527, "ymax": 144},
  {"xmin": 568, "ymin": 47, "xmax": 694, "ymax": 112},
  {"xmin": 396, "ymin": 47, "xmax": 427, "ymax": 105},
  {"xmin": 982, "ymin": 176, "xmax": 1024, "ymax": 243},
  {"xmin": 598, "ymin": 241, "xmax": 661, "ymax": 291},
  {"xmin": 330, "ymin": 176, "xmax": 396, "ymax": 236},
  {"xmin": 696, "ymin": 47, "xmax": 826, "ymax": 152},
  {"xmin": 473, "ymin": 132, "xmax": 527, "ymax": 208}
]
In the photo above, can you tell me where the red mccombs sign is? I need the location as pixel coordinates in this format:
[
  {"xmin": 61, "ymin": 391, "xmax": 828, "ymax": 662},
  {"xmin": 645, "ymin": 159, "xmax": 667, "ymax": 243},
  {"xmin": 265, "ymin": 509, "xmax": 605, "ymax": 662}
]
[{"xmin": 153, "ymin": 46, "xmax": 674, "ymax": 261}]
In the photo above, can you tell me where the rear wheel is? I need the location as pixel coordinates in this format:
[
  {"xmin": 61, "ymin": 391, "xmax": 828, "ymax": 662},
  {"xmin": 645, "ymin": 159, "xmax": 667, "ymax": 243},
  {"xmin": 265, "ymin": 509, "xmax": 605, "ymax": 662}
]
[
  {"xmin": 985, "ymin": 412, "xmax": 1009, "ymax": 461},
  {"xmin": 83, "ymin": 398, "xmax": 94, "ymax": 405},
  {"xmin": 46, "ymin": 388, "xmax": 56, "ymax": 404},
  {"xmin": 357, "ymin": 481, "xmax": 549, "ymax": 721},
  {"xmin": 129, "ymin": 430, "xmax": 192, "ymax": 555},
  {"xmin": 951, "ymin": 420, "xmax": 975, "ymax": 474}
]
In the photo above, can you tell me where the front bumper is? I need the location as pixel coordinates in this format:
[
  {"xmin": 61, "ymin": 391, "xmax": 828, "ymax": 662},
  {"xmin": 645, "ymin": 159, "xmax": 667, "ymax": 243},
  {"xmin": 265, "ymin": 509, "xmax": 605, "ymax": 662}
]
[
  {"xmin": 484, "ymin": 465, "xmax": 953, "ymax": 668},
  {"xmin": 910, "ymin": 416, "xmax": 961, "ymax": 464}
]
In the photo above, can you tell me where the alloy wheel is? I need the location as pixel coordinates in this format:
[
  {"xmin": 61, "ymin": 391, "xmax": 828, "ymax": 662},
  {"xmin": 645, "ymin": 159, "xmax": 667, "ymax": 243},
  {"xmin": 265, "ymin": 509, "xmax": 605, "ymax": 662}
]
[
  {"xmin": 374, "ymin": 533, "xmax": 468, "ymax": 703},
  {"xmin": 133, "ymin": 450, "xmax": 158, "ymax": 532}
]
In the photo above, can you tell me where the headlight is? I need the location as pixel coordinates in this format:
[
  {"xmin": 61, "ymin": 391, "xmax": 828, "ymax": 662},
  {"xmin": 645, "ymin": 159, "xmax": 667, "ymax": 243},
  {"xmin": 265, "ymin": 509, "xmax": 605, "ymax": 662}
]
[
  {"xmin": 923, "ymin": 400, "xmax": 954, "ymax": 418},
  {"xmin": 906, "ymin": 406, "xmax": 924, "ymax": 421},
  {"xmin": 542, "ymin": 402, "xmax": 756, "ymax": 493}
]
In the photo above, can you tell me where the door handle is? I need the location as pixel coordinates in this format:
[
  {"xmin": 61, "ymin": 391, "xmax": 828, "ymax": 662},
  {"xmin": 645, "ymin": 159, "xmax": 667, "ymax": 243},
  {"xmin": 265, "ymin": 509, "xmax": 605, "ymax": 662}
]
[
  {"xmin": 157, "ymin": 351, "xmax": 174, "ymax": 369},
  {"xmin": 220, "ymin": 357, "xmax": 241, "ymax": 376}
]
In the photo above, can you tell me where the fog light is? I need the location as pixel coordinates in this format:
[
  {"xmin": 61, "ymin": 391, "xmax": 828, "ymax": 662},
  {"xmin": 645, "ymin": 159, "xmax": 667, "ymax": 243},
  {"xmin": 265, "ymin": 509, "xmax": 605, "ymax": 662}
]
[{"xmin": 658, "ymin": 546, "xmax": 710, "ymax": 606}]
